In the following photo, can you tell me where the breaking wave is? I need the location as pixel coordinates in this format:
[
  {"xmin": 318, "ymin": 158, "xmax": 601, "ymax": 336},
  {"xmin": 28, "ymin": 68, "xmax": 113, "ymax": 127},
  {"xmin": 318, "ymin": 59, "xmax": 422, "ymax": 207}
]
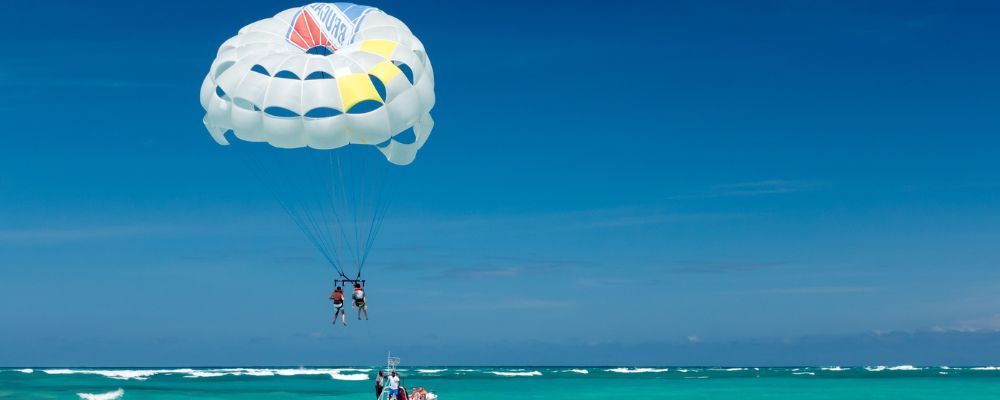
[
  {"xmin": 330, "ymin": 370, "xmax": 370, "ymax": 381},
  {"xmin": 77, "ymin": 388, "xmax": 124, "ymax": 400},
  {"xmin": 606, "ymin": 368, "xmax": 669, "ymax": 373},
  {"xmin": 416, "ymin": 369, "xmax": 447, "ymax": 374},
  {"xmin": 45, "ymin": 369, "xmax": 195, "ymax": 380},
  {"xmin": 44, "ymin": 368, "xmax": 370, "ymax": 381},
  {"xmin": 489, "ymin": 371, "xmax": 542, "ymax": 377}
]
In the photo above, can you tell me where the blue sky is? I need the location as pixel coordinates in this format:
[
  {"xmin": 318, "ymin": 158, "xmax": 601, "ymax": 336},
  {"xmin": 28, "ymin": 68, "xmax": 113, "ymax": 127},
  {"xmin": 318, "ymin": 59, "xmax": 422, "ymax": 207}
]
[{"xmin": 1, "ymin": 0, "xmax": 999, "ymax": 366}]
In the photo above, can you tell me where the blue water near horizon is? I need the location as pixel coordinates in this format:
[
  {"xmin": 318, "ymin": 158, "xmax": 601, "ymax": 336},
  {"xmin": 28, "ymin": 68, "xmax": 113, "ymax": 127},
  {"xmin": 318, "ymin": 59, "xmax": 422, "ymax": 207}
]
[{"xmin": 3, "ymin": 366, "xmax": 1000, "ymax": 399}]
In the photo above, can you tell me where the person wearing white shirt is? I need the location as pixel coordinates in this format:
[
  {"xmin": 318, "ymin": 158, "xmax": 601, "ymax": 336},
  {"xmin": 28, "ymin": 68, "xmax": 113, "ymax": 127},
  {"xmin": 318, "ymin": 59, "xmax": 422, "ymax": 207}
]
[{"xmin": 387, "ymin": 371, "xmax": 401, "ymax": 400}]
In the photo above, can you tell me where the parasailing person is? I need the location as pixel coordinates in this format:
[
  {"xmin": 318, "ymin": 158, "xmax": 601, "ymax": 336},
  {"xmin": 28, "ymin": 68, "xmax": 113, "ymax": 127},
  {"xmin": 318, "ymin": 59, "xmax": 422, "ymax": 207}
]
[
  {"xmin": 352, "ymin": 283, "xmax": 368, "ymax": 320},
  {"xmin": 330, "ymin": 286, "xmax": 347, "ymax": 326}
]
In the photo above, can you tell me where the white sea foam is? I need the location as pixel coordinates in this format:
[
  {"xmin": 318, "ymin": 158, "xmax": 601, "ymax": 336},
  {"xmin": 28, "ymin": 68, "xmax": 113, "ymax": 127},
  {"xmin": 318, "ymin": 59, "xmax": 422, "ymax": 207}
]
[
  {"xmin": 888, "ymin": 365, "xmax": 920, "ymax": 371},
  {"xmin": 45, "ymin": 368, "xmax": 372, "ymax": 381},
  {"xmin": 605, "ymin": 368, "xmax": 669, "ymax": 374},
  {"xmin": 330, "ymin": 370, "xmax": 370, "ymax": 381},
  {"xmin": 77, "ymin": 388, "xmax": 124, "ymax": 400},
  {"xmin": 793, "ymin": 372, "xmax": 816, "ymax": 376},
  {"xmin": 939, "ymin": 372, "xmax": 948, "ymax": 375},
  {"xmin": 821, "ymin": 366, "xmax": 847, "ymax": 371},
  {"xmin": 456, "ymin": 369, "xmax": 477, "ymax": 372},
  {"xmin": 683, "ymin": 376, "xmax": 709, "ymax": 379},
  {"xmin": 567, "ymin": 369, "xmax": 589, "ymax": 374},
  {"xmin": 971, "ymin": 366, "xmax": 999, "ymax": 371},
  {"xmin": 416, "ymin": 369, "xmax": 447, "ymax": 374},
  {"xmin": 45, "ymin": 369, "xmax": 196, "ymax": 381},
  {"xmin": 184, "ymin": 371, "xmax": 225, "ymax": 378},
  {"xmin": 183, "ymin": 368, "xmax": 370, "ymax": 380},
  {"xmin": 489, "ymin": 371, "xmax": 542, "ymax": 377},
  {"xmin": 16, "ymin": 369, "xmax": 33, "ymax": 374},
  {"xmin": 865, "ymin": 366, "xmax": 886, "ymax": 372}
]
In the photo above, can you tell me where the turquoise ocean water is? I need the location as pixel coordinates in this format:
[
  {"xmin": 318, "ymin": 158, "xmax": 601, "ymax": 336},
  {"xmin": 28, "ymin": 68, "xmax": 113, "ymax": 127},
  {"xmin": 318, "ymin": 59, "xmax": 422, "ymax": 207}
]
[{"xmin": 3, "ymin": 366, "xmax": 1000, "ymax": 399}]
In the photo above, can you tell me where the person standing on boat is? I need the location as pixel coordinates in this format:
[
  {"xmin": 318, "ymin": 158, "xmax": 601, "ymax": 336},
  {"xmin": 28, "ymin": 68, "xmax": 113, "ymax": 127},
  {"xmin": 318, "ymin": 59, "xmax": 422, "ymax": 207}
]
[
  {"xmin": 375, "ymin": 370, "xmax": 385, "ymax": 399},
  {"xmin": 352, "ymin": 283, "xmax": 368, "ymax": 320},
  {"xmin": 330, "ymin": 286, "xmax": 346, "ymax": 326},
  {"xmin": 387, "ymin": 371, "xmax": 401, "ymax": 400}
]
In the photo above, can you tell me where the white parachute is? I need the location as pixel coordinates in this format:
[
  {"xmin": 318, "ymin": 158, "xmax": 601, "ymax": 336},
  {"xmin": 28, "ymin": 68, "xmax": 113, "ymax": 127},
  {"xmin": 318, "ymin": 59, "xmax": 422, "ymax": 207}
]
[
  {"xmin": 200, "ymin": 2, "xmax": 435, "ymax": 165},
  {"xmin": 199, "ymin": 3, "xmax": 435, "ymax": 283}
]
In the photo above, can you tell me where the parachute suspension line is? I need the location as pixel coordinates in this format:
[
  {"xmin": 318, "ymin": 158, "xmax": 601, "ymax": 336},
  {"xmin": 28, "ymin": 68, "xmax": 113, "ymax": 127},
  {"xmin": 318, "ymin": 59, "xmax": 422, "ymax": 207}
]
[
  {"xmin": 333, "ymin": 153, "xmax": 360, "ymax": 273},
  {"xmin": 323, "ymin": 153, "xmax": 351, "ymax": 274},
  {"xmin": 297, "ymin": 152, "xmax": 344, "ymax": 270},
  {"xmin": 272, "ymin": 151, "xmax": 341, "ymax": 273},
  {"xmin": 352, "ymin": 153, "xmax": 365, "ymax": 274},
  {"xmin": 356, "ymin": 162, "xmax": 392, "ymax": 278},
  {"xmin": 251, "ymin": 154, "xmax": 342, "ymax": 275},
  {"xmin": 235, "ymin": 148, "xmax": 347, "ymax": 278},
  {"xmin": 238, "ymin": 145, "xmax": 395, "ymax": 283}
]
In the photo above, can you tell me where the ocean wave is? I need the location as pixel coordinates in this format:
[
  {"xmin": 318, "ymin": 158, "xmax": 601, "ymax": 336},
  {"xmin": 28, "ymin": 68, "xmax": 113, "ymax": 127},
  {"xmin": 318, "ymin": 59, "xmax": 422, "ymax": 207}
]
[
  {"xmin": 865, "ymin": 366, "xmax": 886, "ymax": 372},
  {"xmin": 821, "ymin": 367, "xmax": 847, "ymax": 371},
  {"xmin": 184, "ymin": 371, "xmax": 226, "ymax": 378},
  {"xmin": 187, "ymin": 368, "xmax": 370, "ymax": 380},
  {"xmin": 330, "ymin": 371, "xmax": 370, "ymax": 381},
  {"xmin": 45, "ymin": 369, "xmax": 196, "ymax": 380},
  {"xmin": 683, "ymin": 376, "xmax": 709, "ymax": 379},
  {"xmin": 888, "ymin": 365, "xmax": 920, "ymax": 371},
  {"xmin": 605, "ymin": 368, "xmax": 669, "ymax": 374},
  {"xmin": 45, "ymin": 368, "xmax": 371, "ymax": 381},
  {"xmin": 416, "ymin": 369, "xmax": 447, "ymax": 374},
  {"xmin": 793, "ymin": 372, "xmax": 816, "ymax": 376},
  {"xmin": 77, "ymin": 388, "xmax": 124, "ymax": 400},
  {"xmin": 971, "ymin": 366, "xmax": 999, "ymax": 371},
  {"xmin": 567, "ymin": 369, "xmax": 589, "ymax": 374},
  {"xmin": 489, "ymin": 371, "xmax": 542, "ymax": 377},
  {"xmin": 16, "ymin": 369, "xmax": 34, "ymax": 374}
]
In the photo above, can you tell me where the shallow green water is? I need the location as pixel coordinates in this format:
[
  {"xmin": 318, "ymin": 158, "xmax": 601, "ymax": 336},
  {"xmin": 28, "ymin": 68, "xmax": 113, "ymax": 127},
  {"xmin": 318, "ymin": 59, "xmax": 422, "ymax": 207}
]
[{"xmin": 3, "ymin": 366, "xmax": 999, "ymax": 399}]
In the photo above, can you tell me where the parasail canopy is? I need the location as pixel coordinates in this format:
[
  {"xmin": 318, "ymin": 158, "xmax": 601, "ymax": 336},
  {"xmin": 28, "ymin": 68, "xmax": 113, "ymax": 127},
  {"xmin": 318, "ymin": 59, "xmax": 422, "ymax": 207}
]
[
  {"xmin": 200, "ymin": 3, "xmax": 435, "ymax": 281},
  {"xmin": 200, "ymin": 2, "xmax": 435, "ymax": 165}
]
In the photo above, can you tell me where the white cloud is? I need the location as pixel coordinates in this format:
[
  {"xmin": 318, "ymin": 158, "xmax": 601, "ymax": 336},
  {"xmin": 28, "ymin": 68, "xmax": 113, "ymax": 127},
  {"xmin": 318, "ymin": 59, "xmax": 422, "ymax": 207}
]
[
  {"xmin": 669, "ymin": 179, "xmax": 826, "ymax": 199},
  {"xmin": 752, "ymin": 286, "xmax": 879, "ymax": 295},
  {"xmin": 931, "ymin": 314, "xmax": 1000, "ymax": 333}
]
